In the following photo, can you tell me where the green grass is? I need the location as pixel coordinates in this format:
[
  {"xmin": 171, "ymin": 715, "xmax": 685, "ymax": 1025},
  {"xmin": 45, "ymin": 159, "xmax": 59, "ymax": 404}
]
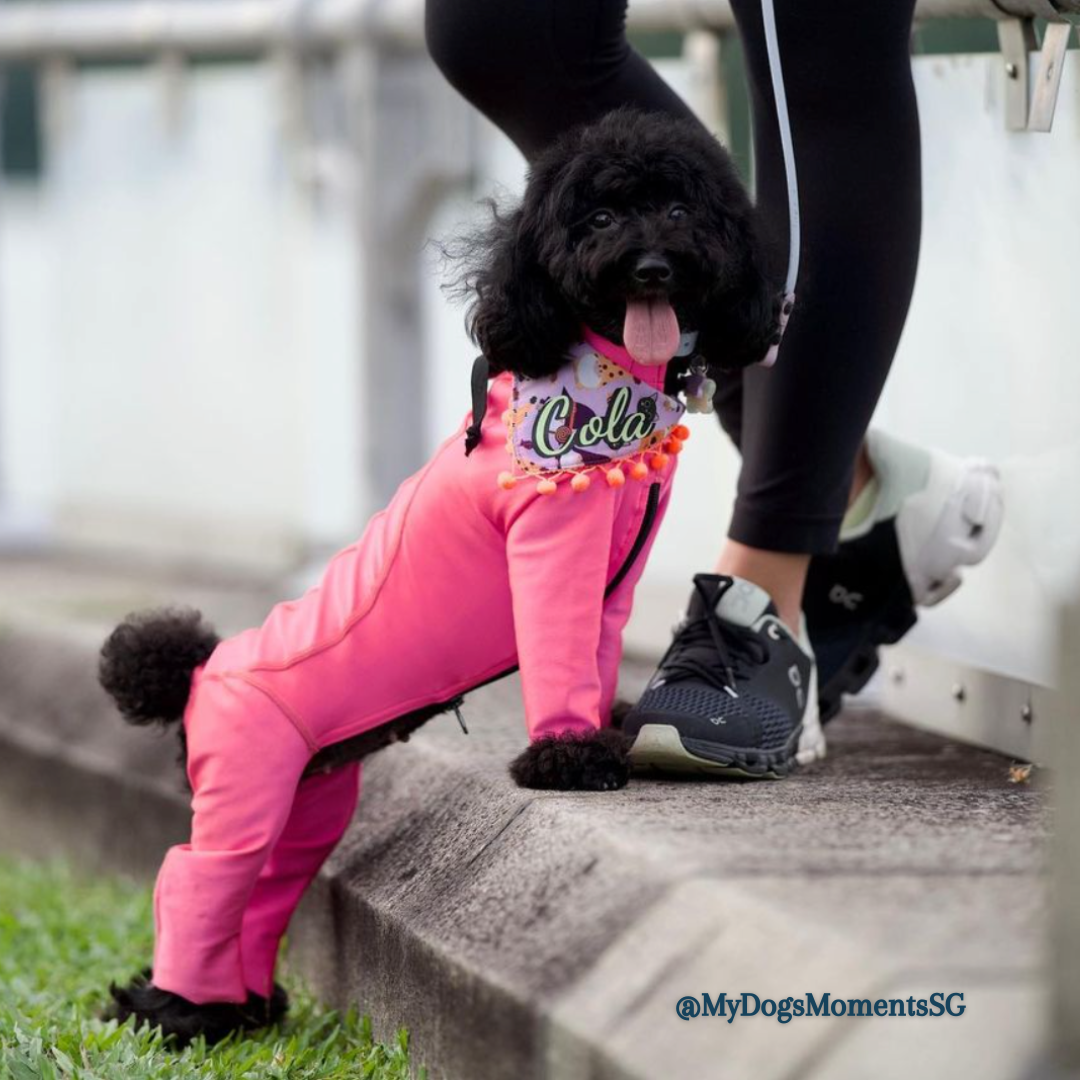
[{"xmin": 0, "ymin": 856, "xmax": 424, "ymax": 1079}]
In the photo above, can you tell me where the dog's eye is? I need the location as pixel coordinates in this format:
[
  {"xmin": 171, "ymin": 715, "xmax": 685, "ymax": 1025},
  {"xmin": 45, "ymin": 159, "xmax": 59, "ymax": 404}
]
[
  {"xmin": 669, "ymin": 204, "xmax": 690, "ymax": 221},
  {"xmin": 589, "ymin": 210, "xmax": 616, "ymax": 230}
]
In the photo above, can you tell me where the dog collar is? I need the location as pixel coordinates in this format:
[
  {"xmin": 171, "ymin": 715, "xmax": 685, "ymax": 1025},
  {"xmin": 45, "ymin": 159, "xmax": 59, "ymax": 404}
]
[
  {"xmin": 497, "ymin": 340, "xmax": 689, "ymax": 495},
  {"xmin": 581, "ymin": 325, "xmax": 700, "ymax": 390}
]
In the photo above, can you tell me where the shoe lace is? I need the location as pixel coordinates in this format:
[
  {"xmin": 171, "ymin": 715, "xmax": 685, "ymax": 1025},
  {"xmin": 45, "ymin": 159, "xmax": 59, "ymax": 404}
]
[{"xmin": 659, "ymin": 579, "xmax": 771, "ymax": 696}]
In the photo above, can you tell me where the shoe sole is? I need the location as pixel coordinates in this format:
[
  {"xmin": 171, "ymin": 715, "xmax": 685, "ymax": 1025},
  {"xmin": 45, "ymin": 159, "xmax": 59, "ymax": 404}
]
[
  {"xmin": 628, "ymin": 723, "xmax": 802, "ymax": 780},
  {"xmin": 818, "ymin": 458, "xmax": 1004, "ymax": 723},
  {"xmin": 796, "ymin": 660, "xmax": 826, "ymax": 765}
]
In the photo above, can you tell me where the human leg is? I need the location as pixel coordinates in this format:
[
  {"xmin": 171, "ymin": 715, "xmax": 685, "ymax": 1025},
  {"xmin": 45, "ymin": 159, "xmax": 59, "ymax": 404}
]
[
  {"xmin": 717, "ymin": 0, "xmax": 922, "ymax": 628},
  {"xmin": 626, "ymin": 1, "xmax": 923, "ymax": 774},
  {"xmin": 425, "ymin": 0, "xmax": 705, "ymax": 161}
]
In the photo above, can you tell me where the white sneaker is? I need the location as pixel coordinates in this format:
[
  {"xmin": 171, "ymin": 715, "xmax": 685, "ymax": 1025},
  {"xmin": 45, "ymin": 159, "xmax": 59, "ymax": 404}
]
[{"xmin": 804, "ymin": 430, "xmax": 1004, "ymax": 722}]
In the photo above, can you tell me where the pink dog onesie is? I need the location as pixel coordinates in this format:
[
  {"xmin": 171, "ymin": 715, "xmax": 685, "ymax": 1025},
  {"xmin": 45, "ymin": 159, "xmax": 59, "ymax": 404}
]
[{"xmin": 137, "ymin": 330, "xmax": 695, "ymax": 1007}]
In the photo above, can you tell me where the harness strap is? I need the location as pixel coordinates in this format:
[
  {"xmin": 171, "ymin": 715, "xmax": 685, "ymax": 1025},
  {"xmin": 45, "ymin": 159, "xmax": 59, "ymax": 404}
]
[{"xmin": 464, "ymin": 353, "xmax": 490, "ymax": 456}]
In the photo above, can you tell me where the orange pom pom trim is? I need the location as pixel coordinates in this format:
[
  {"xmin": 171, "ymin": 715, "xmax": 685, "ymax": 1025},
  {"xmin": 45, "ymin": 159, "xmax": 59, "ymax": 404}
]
[
  {"xmin": 665, "ymin": 437, "xmax": 684, "ymax": 455},
  {"xmin": 629, "ymin": 461, "xmax": 649, "ymax": 481},
  {"xmin": 673, "ymin": 424, "xmax": 691, "ymax": 441},
  {"xmin": 606, "ymin": 467, "xmax": 626, "ymax": 487},
  {"xmin": 497, "ymin": 471, "xmax": 517, "ymax": 491},
  {"xmin": 536, "ymin": 478, "xmax": 558, "ymax": 496},
  {"xmin": 650, "ymin": 452, "xmax": 670, "ymax": 471},
  {"xmin": 570, "ymin": 473, "xmax": 591, "ymax": 493}
]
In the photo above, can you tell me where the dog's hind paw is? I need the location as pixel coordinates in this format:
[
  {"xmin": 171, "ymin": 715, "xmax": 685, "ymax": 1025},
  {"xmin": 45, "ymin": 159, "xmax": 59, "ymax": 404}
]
[
  {"xmin": 509, "ymin": 728, "xmax": 630, "ymax": 791},
  {"xmin": 104, "ymin": 969, "xmax": 289, "ymax": 1047}
]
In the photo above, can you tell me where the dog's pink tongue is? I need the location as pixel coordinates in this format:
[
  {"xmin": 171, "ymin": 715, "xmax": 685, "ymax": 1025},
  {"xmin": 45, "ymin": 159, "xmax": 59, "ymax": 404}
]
[{"xmin": 623, "ymin": 297, "xmax": 681, "ymax": 365}]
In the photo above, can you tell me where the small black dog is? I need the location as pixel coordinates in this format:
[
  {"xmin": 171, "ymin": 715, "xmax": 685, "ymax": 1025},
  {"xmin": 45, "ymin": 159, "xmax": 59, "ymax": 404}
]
[{"xmin": 100, "ymin": 108, "xmax": 777, "ymax": 1046}]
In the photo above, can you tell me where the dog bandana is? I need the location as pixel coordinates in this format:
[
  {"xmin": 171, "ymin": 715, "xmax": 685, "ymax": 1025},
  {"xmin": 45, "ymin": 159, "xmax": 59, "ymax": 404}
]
[{"xmin": 498, "ymin": 339, "xmax": 690, "ymax": 495}]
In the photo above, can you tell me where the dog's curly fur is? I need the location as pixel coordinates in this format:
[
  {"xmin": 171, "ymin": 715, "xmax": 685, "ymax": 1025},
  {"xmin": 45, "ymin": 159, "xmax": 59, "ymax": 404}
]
[
  {"xmin": 99, "ymin": 607, "xmax": 219, "ymax": 726},
  {"xmin": 509, "ymin": 728, "xmax": 630, "ymax": 791},
  {"xmin": 452, "ymin": 107, "xmax": 780, "ymax": 380},
  {"xmin": 105, "ymin": 969, "xmax": 288, "ymax": 1046}
]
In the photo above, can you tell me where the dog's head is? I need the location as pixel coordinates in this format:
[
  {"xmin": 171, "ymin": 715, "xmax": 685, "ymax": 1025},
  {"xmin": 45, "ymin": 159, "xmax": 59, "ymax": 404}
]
[{"xmin": 462, "ymin": 108, "xmax": 780, "ymax": 379}]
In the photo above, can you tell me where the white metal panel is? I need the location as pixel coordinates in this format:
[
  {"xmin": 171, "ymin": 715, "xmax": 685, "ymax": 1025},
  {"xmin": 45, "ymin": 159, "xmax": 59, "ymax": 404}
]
[
  {"xmin": 876, "ymin": 52, "xmax": 1080, "ymax": 698},
  {"xmin": 0, "ymin": 63, "xmax": 362, "ymax": 567}
]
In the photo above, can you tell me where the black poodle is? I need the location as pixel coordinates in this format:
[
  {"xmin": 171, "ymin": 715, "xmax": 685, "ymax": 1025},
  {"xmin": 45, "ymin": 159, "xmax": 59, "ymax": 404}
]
[{"xmin": 99, "ymin": 108, "xmax": 777, "ymax": 1046}]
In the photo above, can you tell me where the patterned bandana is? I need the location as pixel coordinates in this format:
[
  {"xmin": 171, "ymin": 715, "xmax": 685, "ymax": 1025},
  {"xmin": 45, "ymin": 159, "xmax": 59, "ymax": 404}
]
[{"xmin": 497, "ymin": 341, "xmax": 690, "ymax": 495}]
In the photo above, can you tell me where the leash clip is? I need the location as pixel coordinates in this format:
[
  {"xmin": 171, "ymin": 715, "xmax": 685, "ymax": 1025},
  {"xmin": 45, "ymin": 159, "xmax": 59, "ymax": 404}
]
[{"xmin": 453, "ymin": 701, "xmax": 469, "ymax": 735}]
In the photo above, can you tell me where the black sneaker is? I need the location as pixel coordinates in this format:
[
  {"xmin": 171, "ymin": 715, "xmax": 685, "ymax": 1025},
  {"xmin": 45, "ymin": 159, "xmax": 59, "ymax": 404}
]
[
  {"xmin": 624, "ymin": 574, "xmax": 824, "ymax": 779},
  {"xmin": 805, "ymin": 431, "xmax": 1003, "ymax": 723}
]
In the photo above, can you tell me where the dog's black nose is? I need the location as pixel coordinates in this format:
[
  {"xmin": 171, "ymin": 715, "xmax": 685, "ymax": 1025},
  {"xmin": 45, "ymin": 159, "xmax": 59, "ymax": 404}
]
[{"xmin": 633, "ymin": 255, "xmax": 672, "ymax": 285}]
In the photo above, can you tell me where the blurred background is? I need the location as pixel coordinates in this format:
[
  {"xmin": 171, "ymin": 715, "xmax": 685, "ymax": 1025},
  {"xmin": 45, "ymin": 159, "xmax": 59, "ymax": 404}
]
[
  {"xmin": 0, "ymin": 1, "xmax": 1077, "ymax": 758},
  {"xmin": 1, "ymin": 4, "xmax": 1079, "ymax": 1075}
]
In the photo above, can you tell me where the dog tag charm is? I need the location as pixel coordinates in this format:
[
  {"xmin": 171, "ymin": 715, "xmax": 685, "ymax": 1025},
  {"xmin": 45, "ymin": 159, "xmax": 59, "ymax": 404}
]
[{"xmin": 684, "ymin": 364, "xmax": 716, "ymax": 415}]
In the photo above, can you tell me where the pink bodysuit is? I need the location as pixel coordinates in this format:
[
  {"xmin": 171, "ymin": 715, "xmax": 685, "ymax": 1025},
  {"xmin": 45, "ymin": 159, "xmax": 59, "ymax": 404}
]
[{"xmin": 152, "ymin": 337, "xmax": 687, "ymax": 1004}]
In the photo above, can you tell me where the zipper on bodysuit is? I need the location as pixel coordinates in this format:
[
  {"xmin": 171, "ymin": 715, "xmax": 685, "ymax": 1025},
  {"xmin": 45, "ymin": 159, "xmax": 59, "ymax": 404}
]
[
  {"xmin": 305, "ymin": 480, "xmax": 664, "ymax": 773},
  {"xmin": 604, "ymin": 481, "xmax": 662, "ymax": 599}
]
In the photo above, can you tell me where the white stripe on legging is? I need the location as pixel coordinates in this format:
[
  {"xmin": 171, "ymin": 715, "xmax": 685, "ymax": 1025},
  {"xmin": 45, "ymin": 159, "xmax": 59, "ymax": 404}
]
[{"xmin": 760, "ymin": 0, "xmax": 801, "ymax": 299}]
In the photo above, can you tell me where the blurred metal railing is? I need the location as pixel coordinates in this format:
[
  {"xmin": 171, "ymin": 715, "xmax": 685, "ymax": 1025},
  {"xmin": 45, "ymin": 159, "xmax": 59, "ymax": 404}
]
[
  {"xmin": 0, "ymin": 0, "xmax": 1074, "ymax": 140},
  {"xmin": 0, "ymin": 0, "xmax": 1075, "ymax": 60}
]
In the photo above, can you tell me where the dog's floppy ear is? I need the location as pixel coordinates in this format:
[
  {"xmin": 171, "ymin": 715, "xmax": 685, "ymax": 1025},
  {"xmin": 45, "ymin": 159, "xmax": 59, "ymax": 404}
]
[
  {"xmin": 468, "ymin": 204, "xmax": 579, "ymax": 379},
  {"xmin": 694, "ymin": 214, "xmax": 783, "ymax": 373}
]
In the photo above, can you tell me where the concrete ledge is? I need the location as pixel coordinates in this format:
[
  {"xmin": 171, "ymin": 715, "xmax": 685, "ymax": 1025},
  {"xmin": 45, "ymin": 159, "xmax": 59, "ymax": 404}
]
[
  {"xmin": 0, "ymin": 620, "xmax": 188, "ymax": 868},
  {"xmin": 0, "ymin": 558, "xmax": 1052, "ymax": 1080}
]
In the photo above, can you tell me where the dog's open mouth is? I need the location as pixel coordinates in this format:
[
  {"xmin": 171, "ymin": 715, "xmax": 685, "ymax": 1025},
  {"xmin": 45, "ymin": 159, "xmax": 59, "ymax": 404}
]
[{"xmin": 623, "ymin": 297, "xmax": 681, "ymax": 366}]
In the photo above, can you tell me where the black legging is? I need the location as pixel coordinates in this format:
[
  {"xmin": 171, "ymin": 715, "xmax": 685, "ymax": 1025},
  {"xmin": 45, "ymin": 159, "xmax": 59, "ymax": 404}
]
[{"xmin": 425, "ymin": 0, "xmax": 921, "ymax": 554}]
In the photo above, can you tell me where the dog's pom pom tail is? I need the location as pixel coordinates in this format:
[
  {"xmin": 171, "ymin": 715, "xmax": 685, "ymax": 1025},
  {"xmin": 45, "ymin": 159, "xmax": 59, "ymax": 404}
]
[
  {"xmin": 99, "ymin": 607, "xmax": 220, "ymax": 726},
  {"xmin": 510, "ymin": 728, "xmax": 630, "ymax": 791}
]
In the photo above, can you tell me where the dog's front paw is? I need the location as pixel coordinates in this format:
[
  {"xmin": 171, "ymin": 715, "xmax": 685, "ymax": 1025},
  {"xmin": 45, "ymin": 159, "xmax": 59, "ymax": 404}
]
[
  {"xmin": 105, "ymin": 969, "xmax": 289, "ymax": 1047},
  {"xmin": 509, "ymin": 729, "xmax": 629, "ymax": 791}
]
